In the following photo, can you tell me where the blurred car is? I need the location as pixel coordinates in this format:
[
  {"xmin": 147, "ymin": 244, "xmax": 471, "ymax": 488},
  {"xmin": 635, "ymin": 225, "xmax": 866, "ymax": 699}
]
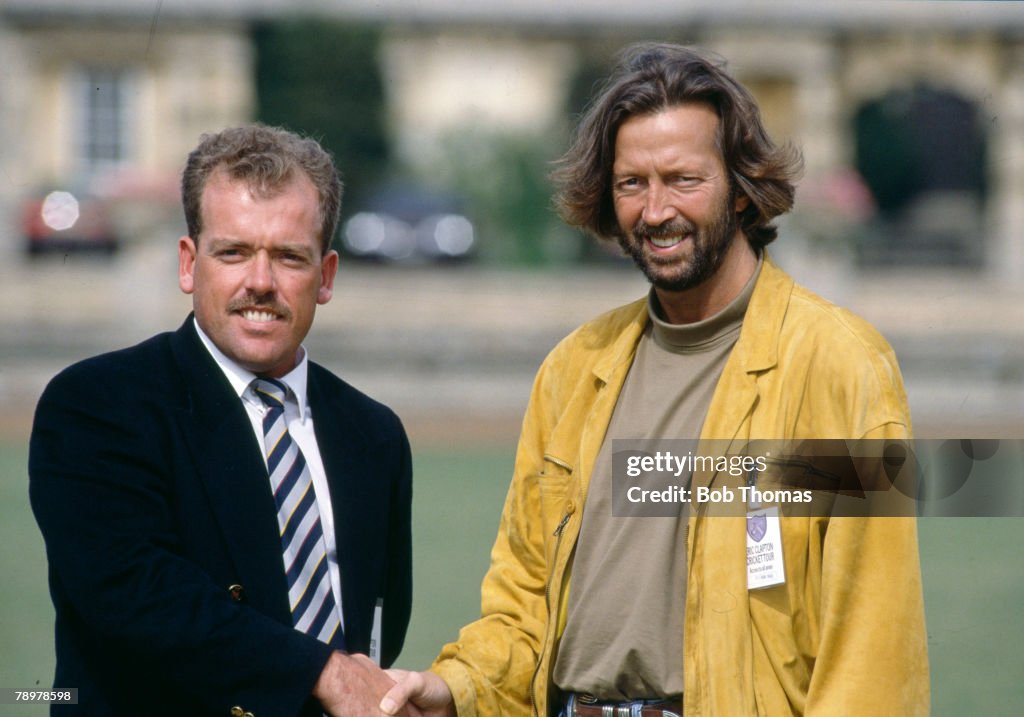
[
  {"xmin": 341, "ymin": 185, "xmax": 476, "ymax": 263},
  {"xmin": 22, "ymin": 188, "xmax": 119, "ymax": 257}
]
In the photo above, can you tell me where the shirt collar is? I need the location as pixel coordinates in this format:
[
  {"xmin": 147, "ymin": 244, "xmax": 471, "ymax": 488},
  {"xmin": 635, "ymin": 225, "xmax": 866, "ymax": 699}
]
[
  {"xmin": 646, "ymin": 252, "xmax": 762, "ymax": 352},
  {"xmin": 192, "ymin": 317, "xmax": 311, "ymax": 420}
]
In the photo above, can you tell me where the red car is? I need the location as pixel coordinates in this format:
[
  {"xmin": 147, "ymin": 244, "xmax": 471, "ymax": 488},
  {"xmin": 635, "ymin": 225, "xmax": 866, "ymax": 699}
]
[{"xmin": 23, "ymin": 189, "xmax": 119, "ymax": 256}]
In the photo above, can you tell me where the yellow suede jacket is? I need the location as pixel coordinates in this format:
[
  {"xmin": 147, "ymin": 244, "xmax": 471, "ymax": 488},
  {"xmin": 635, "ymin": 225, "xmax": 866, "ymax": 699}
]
[{"xmin": 432, "ymin": 257, "xmax": 930, "ymax": 716}]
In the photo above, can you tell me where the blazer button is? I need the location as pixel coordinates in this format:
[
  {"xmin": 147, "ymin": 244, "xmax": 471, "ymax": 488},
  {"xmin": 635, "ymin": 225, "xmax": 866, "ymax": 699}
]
[{"xmin": 229, "ymin": 584, "xmax": 246, "ymax": 602}]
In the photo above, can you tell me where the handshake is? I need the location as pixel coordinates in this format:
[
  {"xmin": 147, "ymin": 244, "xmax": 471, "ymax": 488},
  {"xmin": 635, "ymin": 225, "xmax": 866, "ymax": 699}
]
[{"xmin": 314, "ymin": 651, "xmax": 453, "ymax": 717}]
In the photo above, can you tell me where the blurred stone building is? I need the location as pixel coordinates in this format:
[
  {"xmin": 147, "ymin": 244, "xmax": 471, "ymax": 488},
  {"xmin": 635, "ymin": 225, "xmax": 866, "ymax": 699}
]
[
  {"xmin": 1, "ymin": 0, "xmax": 1022, "ymax": 282},
  {"xmin": 364, "ymin": 0, "xmax": 1024, "ymax": 284},
  {"xmin": 0, "ymin": 0, "xmax": 254, "ymax": 255}
]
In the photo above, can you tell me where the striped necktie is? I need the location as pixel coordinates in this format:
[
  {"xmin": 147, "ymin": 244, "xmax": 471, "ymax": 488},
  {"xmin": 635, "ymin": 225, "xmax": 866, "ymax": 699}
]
[{"xmin": 252, "ymin": 378, "xmax": 345, "ymax": 649}]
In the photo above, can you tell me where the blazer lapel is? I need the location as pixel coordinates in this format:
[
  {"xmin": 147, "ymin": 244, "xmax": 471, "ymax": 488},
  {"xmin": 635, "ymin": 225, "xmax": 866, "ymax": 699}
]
[{"xmin": 169, "ymin": 318, "xmax": 292, "ymax": 623}]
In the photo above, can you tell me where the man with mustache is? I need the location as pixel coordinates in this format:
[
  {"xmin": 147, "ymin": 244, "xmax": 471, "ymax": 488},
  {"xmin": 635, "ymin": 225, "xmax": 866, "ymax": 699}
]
[
  {"xmin": 30, "ymin": 125, "xmax": 415, "ymax": 716},
  {"xmin": 382, "ymin": 44, "xmax": 929, "ymax": 716}
]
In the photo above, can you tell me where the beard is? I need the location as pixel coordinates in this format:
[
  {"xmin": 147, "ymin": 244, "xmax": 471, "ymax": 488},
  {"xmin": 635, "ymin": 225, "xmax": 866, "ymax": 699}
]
[{"xmin": 617, "ymin": 190, "xmax": 739, "ymax": 293}]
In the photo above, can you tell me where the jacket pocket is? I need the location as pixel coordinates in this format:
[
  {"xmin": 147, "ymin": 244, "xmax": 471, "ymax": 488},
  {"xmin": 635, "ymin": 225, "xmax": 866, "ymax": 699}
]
[{"xmin": 537, "ymin": 454, "xmax": 574, "ymax": 549}]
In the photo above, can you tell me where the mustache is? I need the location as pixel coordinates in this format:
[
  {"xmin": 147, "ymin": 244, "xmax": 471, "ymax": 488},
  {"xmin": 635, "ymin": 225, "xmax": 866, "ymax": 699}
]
[
  {"xmin": 631, "ymin": 218, "xmax": 697, "ymax": 239},
  {"xmin": 228, "ymin": 297, "xmax": 292, "ymax": 319}
]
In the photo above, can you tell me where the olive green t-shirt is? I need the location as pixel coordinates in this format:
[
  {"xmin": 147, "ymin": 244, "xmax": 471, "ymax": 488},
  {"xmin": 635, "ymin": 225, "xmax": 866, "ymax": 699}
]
[{"xmin": 553, "ymin": 261, "xmax": 760, "ymax": 700}]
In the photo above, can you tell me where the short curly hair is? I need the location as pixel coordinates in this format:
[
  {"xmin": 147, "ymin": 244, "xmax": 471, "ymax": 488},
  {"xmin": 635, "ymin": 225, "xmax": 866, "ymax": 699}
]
[
  {"xmin": 181, "ymin": 124, "xmax": 343, "ymax": 255},
  {"xmin": 553, "ymin": 43, "xmax": 803, "ymax": 249}
]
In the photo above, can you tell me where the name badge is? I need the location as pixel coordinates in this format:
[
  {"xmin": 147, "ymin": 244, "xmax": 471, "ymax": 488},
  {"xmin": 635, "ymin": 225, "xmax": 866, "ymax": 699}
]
[{"xmin": 746, "ymin": 506, "xmax": 786, "ymax": 590}]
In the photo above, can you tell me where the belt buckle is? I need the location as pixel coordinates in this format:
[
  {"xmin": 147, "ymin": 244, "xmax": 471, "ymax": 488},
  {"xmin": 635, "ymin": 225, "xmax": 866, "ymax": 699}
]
[
  {"xmin": 569, "ymin": 694, "xmax": 681, "ymax": 717},
  {"xmin": 571, "ymin": 695, "xmax": 622, "ymax": 717},
  {"xmin": 589, "ymin": 702, "xmax": 631, "ymax": 717}
]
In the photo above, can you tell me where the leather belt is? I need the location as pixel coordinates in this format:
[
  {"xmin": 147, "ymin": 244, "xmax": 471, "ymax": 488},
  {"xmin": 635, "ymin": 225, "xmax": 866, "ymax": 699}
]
[{"xmin": 567, "ymin": 698, "xmax": 682, "ymax": 717}]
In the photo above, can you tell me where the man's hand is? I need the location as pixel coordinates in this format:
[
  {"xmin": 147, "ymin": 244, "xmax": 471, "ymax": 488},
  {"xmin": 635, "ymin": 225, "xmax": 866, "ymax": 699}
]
[
  {"xmin": 379, "ymin": 669, "xmax": 455, "ymax": 717},
  {"xmin": 313, "ymin": 651, "xmax": 422, "ymax": 716}
]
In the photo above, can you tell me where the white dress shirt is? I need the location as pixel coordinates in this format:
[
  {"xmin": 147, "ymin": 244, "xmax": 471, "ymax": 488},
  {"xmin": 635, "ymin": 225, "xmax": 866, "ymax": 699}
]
[{"xmin": 193, "ymin": 319, "xmax": 344, "ymax": 631}]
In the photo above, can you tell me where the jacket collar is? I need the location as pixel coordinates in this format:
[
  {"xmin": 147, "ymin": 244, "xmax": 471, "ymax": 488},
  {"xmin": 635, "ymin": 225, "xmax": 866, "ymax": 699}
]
[
  {"xmin": 729, "ymin": 252, "xmax": 792, "ymax": 375},
  {"xmin": 591, "ymin": 252, "xmax": 792, "ymax": 385},
  {"xmin": 701, "ymin": 253, "xmax": 793, "ymax": 442},
  {"xmin": 591, "ymin": 302, "xmax": 648, "ymax": 385}
]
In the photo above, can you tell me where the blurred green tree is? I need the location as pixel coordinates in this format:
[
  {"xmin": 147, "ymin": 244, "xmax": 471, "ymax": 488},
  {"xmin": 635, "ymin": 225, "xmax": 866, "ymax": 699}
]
[
  {"xmin": 253, "ymin": 18, "xmax": 389, "ymax": 231},
  {"xmin": 434, "ymin": 126, "xmax": 588, "ymax": 267}
]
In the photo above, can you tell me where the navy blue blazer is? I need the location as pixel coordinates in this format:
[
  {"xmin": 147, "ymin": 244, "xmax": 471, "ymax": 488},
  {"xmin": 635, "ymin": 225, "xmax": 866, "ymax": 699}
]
[{"xmin": 29, "ymin": 317, "xmax": 412, "ymax": 716}]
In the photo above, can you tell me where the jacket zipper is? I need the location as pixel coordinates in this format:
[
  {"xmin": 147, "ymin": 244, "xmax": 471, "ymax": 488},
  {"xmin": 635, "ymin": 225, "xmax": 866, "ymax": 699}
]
[
  {"xmin": 529, "ymin": 508, "xmax": 572, "ymax": 716},
  {"xmin": 552, "ymin": 512, "xmax": 571, "ymax": 538}
]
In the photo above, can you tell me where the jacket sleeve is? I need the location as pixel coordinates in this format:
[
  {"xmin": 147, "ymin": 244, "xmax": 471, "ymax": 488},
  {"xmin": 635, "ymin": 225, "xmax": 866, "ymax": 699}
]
[
  {"xmin": 29, "ymin": 363, "xmax": 333, "ymax": 716},
  {"xmin": 803, "ymin": 423, "xmax": 930, "ymax": 716},
  {"xmin": 382, "ymin": 413, "xmax": 414, "ymax": 668},
  {"xmin": 430, "ymin": 352, "xmax": 569, "ymax": 717},
  {"xmin": 798, "ymin": 312, "xmax": 930, "ymax": 715},
  {"xmin": 737, "ymin": 294, "xmax": 930, "ymax": 717}
]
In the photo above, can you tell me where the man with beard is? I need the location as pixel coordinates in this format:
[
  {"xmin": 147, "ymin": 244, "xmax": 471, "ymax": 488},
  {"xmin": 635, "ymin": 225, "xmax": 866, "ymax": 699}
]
[{"xmin": 382, "ymin": 44, "xmax": 929, "ymax": 717}]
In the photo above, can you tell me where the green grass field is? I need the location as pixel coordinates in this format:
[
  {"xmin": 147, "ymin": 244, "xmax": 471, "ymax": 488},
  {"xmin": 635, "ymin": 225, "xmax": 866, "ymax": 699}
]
[{"xmin": 2, "ymin": 439, "xmax": 1021, "ymax": 715}]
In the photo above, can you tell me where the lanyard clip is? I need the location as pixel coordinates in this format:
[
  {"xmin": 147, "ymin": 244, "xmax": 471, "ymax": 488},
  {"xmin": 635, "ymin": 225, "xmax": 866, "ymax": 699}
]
[{"xmin": 746, "ymin": 462, "xmax": 760, "ymax": 510}]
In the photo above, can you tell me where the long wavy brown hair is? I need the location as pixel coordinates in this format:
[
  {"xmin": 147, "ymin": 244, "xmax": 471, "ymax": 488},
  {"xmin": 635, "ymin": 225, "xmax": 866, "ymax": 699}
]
[{"xmin": 553, "ymin": 43, "xmax": 803, "ymax": 249}]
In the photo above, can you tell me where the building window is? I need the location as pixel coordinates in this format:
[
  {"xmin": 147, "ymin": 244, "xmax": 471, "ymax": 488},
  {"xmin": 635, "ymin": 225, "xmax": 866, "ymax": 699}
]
[{"xmin": 75, "ymin": 66, "xmax": 135, "ymax": 175}]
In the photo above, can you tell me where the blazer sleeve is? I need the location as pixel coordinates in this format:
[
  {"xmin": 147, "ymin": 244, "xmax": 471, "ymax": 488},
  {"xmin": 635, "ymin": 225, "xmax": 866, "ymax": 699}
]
[
  {"xmin": 381, "ymin": 411, "xmax": 414, "ymax": 668},
  {"xmin": 29, "ymin": 360, "xmax": 334, "ymax": 716}
]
